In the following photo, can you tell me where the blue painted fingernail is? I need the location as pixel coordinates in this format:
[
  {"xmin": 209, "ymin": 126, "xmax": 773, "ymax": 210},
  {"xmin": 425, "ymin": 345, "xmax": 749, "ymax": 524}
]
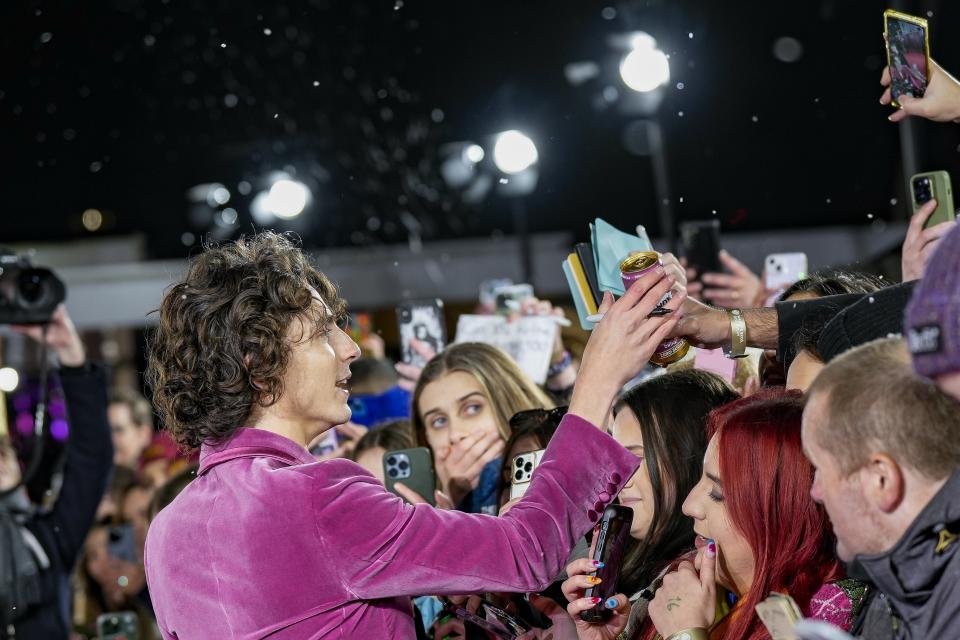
[
  {"xmin": 604, "ymin": 597, "xmax": 618, "ymax": 610},
  {"xmin": 592, "ymin": 560, "xmax": 605, "ymax": 569}
]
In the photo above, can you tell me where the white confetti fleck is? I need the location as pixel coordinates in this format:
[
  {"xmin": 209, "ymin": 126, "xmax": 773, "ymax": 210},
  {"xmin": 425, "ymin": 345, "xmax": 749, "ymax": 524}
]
[
  {"xmin": 263, "ymin": 28, "xmax": 272, "ymax": 35},
  {"xmin": 40, "ymin": 32, "xmax": 53, "ymax": 44}
]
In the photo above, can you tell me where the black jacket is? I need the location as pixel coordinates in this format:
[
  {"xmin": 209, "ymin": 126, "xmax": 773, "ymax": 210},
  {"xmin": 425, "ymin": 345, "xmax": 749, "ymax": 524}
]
[
  {"xmin": 774, "ymin": 282, "xmax": 916, "ymax": 367},
  {"xmin": 4, "ymin": 362, "xmax": 113, "ymax": 640},
  {"xmin": 849, "ymin": 468, "xmax": 960, "ymax": 639}
]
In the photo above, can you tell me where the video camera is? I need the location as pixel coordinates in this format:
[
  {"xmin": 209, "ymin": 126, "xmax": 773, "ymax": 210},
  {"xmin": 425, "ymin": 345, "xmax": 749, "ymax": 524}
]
[{"xmin": 0, "ymin": 249, "xmax": 66, "ymax": 325}]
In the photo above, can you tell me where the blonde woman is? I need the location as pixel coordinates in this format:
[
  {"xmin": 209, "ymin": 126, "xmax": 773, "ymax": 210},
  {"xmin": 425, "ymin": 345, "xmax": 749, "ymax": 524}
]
[{"xmin": 410, "ymin": 342, "xmax": 554, "ymax": 514}]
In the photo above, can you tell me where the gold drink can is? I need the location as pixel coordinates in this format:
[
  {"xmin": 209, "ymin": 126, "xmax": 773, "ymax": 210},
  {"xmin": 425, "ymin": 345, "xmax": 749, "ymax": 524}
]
[{"xmin": 620, "ymin": 253, "xmax": 690, "ymax": 367}]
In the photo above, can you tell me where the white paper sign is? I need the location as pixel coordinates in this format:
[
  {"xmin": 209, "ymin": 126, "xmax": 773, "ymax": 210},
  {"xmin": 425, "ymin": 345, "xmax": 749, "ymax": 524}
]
[{"xmin": 454, "ymin": 315, "xmax": 556, "ymax": 384}]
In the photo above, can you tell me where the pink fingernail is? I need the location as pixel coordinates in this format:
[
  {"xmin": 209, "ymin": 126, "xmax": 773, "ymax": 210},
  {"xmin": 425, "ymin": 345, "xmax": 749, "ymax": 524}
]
[{"xmin": 707, "ymin": 541, "xmax": 717, "ymax": 558}]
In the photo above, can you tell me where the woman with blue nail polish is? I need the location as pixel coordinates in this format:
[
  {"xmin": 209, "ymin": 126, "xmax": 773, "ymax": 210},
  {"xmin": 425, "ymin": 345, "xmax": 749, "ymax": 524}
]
[
  {"xmin": 648, "ymin": 390, "xmax": 866, "ymax": 640},
  {"xmin": 557, "ymin": 370, "xmax": 739, "ymax": 640}
]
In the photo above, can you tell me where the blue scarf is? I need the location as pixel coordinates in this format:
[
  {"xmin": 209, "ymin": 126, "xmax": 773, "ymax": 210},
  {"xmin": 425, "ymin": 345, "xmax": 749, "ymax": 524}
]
[{"xmin": 459, "ymin": 458, "xmax": 502, "ymax": 515}]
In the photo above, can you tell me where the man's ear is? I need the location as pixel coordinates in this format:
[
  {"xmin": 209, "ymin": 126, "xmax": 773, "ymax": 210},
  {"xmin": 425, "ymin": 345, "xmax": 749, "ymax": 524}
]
[{"xmin": 861, "ymin": 452, "xmax": 905, "ymax": 514}]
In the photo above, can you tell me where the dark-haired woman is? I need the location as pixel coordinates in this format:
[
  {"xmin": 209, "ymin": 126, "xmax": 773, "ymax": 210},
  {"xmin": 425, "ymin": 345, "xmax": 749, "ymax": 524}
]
[{"xmin": 559, "ymin": 370, "xmax": 739, "ymax": 640}]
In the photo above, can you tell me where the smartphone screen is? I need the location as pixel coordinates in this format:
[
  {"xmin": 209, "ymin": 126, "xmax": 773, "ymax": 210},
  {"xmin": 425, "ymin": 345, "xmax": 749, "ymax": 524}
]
[
  {"xmin": 580, "ymin": 505, "xmax": 633, "ymax": 623},
  {"xmin": 396, "ymin": 300, "xmax": 446, "ymax": 367},
  {"xmin": 885, "ymin": 12, "xmax": 929, "ymax": 105}
]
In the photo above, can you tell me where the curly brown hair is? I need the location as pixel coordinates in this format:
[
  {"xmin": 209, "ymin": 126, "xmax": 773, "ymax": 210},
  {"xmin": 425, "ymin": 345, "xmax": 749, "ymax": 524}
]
[{"xmin": 147, "ymin": 232, "xmax": 346, "ymax": 450}]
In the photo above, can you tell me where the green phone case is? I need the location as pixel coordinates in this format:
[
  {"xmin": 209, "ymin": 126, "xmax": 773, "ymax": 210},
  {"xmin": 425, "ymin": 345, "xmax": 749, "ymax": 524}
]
[
  {"xmin": 911, "ymin": 171, "xmax": 955, "ymax": 229},
  {"xmin": 383, "ymin": 447, "xmax": 436, "ymax": 507}
]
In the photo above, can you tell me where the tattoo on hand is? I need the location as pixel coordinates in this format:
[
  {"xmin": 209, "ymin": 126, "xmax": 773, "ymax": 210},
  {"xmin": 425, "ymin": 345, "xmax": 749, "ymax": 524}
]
[{"xmin": 667, "ymin": 597, "xmax": 682, "ymax": 612}]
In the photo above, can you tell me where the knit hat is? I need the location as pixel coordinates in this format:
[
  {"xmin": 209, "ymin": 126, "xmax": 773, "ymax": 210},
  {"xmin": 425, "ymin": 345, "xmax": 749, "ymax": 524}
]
[
  {"xmin": 904, "ymin": 223, "xmax": 960, "ymax": 379},
  {"xmin": 818, "ymin": 282, "xmax": 914, "ymax": 363}
]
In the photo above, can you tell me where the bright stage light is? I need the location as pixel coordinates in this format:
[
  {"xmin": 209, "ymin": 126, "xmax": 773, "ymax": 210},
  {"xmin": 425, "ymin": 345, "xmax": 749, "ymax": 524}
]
[
  {"xmin": 493, "ymin": 131, "xmax": 538, "ymax": 174},
  {"xmin": 463, "ymin": 144, "xmax": 485, "ymax": 164},
  {"xmin": 266, "ymin": 179, "xmax": 310, "ymax": 219},
  {"xmin": 619, "ymin": 36, "xmax": 670, "ymax": 93}
]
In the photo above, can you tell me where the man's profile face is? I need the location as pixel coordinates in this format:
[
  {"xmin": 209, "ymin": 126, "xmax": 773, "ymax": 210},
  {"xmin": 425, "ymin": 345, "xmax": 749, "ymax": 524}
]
[
  {"xmin": 274, "ymin": 288, "xmax": 360, "ymax": 438},
  {"xmin": 802, "ymin": 392, "xmax": 883, "ymax": 561}
]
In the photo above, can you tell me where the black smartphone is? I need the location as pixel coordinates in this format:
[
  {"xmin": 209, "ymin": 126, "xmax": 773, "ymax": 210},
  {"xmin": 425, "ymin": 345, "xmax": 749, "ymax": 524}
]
[
  {"xmin": 884, "ymin": 10, "xmax": 930, "ymax": 108},
  {"xmin": 96, "ymin": 612, "xmax": 139, "ymax": 640},
  {"xmin": 383, "ymin": 447, "xmax": 436, "ymax": 507},
  {"xmin": 396, "ymin": 299, "xmax": 446, "ymax": 368},
  {"xmin": 580, "ymin": 505, "xmax": 634, "ymax": 624},
  {"xmin": 680, "ymin": 220, "xmax": 722, "ymax": 276}
]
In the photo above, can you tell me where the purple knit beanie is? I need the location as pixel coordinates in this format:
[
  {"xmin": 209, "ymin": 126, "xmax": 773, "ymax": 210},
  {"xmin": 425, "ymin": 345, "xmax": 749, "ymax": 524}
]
[{"xmin": 905, "ymin": 223, "xmax": 960, "ymax": 378}]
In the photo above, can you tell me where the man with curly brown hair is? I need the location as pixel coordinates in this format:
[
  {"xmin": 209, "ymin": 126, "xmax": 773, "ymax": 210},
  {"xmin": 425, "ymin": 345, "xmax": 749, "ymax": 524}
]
[{"xmin": 144, "ymin": 231, "xmax": 686, "ymax": 639}]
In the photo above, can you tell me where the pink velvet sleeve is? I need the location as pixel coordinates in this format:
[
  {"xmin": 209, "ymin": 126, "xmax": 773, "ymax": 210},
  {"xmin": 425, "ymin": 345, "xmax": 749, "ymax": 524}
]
[{"xmin": 311, "ymin": 413, "xmax": 640, "ymax": 600}]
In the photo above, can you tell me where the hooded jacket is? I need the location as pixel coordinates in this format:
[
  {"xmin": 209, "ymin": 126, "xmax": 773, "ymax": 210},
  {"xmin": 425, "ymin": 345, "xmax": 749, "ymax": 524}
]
[{"xmin": 849, "ymin": 468, "xmax": 960, "ymax": 639}]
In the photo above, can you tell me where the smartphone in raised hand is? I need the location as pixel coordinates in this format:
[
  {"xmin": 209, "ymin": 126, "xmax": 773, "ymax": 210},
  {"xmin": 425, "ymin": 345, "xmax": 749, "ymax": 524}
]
[
  {"xmin": 396, "ymin": 299, "xmax": 446, "ymax": 368},
  {"xmin": 383, "ymin": 447, "xmax": 436, "ymax": 507},
  {"xmin": 884, "ymin": 10, "xmax": 931, "ymax": 108},
  {"xmin": 764, "ymin": 253, "xmax": 808, "ymax": 292},
  {"xmin": 580, "ymin": 505, "xmax": 634, "ymax": 623},
  {"xmin": 509, "ymin": 449, "xmax": 545, "ymax": 500},
  {"xmin": 911, "ymin": 171, "xmax": 955, "ymax": 229},
  {"xmin": 680, "ymin": 220, "xmax": 722, "ymax": 276}
]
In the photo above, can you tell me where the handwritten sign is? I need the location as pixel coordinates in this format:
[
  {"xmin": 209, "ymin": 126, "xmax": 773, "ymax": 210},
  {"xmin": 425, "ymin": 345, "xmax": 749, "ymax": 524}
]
[{"xmin": 454, "ymin": 315, "xmax": 556, "ymax": 384}]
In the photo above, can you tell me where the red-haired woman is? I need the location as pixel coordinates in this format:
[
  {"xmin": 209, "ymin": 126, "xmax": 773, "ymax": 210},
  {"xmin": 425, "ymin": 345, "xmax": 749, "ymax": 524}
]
[{"xmin": 647, "ymin": 390, "xmax": 864, "ymax": 640}]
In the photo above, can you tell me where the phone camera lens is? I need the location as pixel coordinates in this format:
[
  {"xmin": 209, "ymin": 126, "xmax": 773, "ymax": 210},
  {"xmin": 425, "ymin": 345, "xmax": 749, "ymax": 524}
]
[
  {"xmin": 515, "ymin": 458, "xmax": 524, "ymax": 468},
  {"xmin": 515, "ymin": 470, "xmax": 523, "ymax": 481},
  {"xmin": 524, "ymin": 462, "xmax": 533, "ymax": 472},
  {"xmin": 386, "ymin": 456, "xmax": 396, "ymax": 466},
  {"xmin": 388, "ymin": 468, "xmax": 398, "ymax": 478},
  {"xmin": 398, "ymin": 460, "xmax": 409, "ymax": 471}
]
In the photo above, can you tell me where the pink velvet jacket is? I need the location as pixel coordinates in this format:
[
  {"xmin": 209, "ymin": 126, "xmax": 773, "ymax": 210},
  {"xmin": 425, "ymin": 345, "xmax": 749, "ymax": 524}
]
[{"xmin": 144, "ymin": 414, "xmax": 639, "ymax": 639}]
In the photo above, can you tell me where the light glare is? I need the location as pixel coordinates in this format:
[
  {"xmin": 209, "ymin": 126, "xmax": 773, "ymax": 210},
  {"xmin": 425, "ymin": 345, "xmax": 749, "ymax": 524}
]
[
  {"xmin": 620, "ymin": 44, "xmax": 671, "ymax": 92},
  {"xmin": 266, "ymin": 179, "xmax": 310, "ymax": 219},
  {"xmin": 493, "ymin": 131, "xmax": 538, "ymax": 174},
  {"xmin": 464, "ymin": 144, "xmax": 485, "ymax": 164}
]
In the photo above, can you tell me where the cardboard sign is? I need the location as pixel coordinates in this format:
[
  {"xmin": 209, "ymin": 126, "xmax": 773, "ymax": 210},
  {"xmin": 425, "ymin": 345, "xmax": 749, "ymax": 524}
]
[{"xmin": 454, "ymin": 315, "xmax": 557, "ymax": 384}]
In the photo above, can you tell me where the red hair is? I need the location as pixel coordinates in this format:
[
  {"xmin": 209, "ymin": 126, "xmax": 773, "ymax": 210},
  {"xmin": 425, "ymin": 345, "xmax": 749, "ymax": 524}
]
[{"xmin": 708, "ymin": 389, "xmax": 841, "ymax": 640}]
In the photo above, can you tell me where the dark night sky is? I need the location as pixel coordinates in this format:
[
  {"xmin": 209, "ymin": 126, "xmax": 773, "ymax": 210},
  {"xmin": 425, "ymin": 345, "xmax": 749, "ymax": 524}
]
[{"xmin": 2, "ymin": 0, "xmax": 959, "ymax": 258}]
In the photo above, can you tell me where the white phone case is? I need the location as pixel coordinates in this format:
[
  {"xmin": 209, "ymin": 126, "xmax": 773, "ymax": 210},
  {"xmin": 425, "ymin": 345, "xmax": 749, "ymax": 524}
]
[
  {"xmin": 509, "ymin": 449, "xmax": 545, "ymax": 500},
  {"xmin": 764, "ymin": 253, "xmax": 808, "ymax": 292}
]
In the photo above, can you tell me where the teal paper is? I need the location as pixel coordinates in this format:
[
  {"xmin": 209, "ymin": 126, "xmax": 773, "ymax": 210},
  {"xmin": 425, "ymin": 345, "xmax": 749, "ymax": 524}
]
[{"xmin": 591, "ymin": 218, "xmax": 655, "ymax": 296}]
